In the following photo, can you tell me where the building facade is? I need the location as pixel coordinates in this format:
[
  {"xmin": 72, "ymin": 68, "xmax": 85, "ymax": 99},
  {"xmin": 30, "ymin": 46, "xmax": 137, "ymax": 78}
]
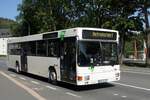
[
  {"xmin": 0, "ymin": 28, "xmax": 11, "ymax": 55},
  {"xmin": 0, "ymin": 38, "xmax": 8, "ymax": 55}
]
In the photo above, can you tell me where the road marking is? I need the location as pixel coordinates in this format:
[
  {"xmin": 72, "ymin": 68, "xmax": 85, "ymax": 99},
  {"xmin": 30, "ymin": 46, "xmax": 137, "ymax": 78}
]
[
  {"xmin": 31, "ymin": 81, "xmax": 40, "ymax": 85},
  {"xmin": 112, "ymin": 82, "xmax": 150, "ymax": 92},
  {"xmin": 0, "ymin": 71, "xmax": 46, "ymax": 100},
  {"xmin": 33, "ymin": 87, "xmax": 43, "ymax": 91},
  {"xmin": 121, "ymin": 96, "xmax": 127, "ymax": 98},
  {"xmin": 19, "ymin": 77, "xmax": 26, "ymax": 81},
  {"xmin": 46, "ymin": 86, "xmax": 57, "ymax": 90},
  {"xmin": 122, "ymin": 70, "xmax": 150, "ymax": 75},
  {"xmin": 113, "ymin": 94, "xmax": 119, "ymax": 96},
  {"xmin": 33, "ymin": 88, "xmax": 39, "ymax": 90},
  {"xmin": 66, "ymin": 92, "xmax": 81, "ymax": 98},
  {"xmin": 9, "ymin": 74, "xmax": 16, "ymax": 77}
]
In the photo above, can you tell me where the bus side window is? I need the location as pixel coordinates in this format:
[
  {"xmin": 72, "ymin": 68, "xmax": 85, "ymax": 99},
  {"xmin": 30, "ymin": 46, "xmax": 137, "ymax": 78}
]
[
  {"xmin": 49, "ymin": 42, "xmax": 56, "ymax": 56},
  {"xmin": 9, "ymin": 43, "xmax": 21, "ymax": 55},
  {"xmin": 37, "ymin": 40, "xmax": 47, "ymax": 56},
  {"xmin": 28, "ymin": 41, "xmax": 36, "ymax": 56},
  {"xmin": 48, "ymin": 40, "xmax": 59, "ymax": 57}
]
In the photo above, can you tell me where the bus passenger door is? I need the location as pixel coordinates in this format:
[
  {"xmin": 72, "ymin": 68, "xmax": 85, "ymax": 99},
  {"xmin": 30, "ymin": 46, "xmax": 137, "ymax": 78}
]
[
  {"xmin": 21, "ymin": 47, "xmax": 28, "ymax": 72},
  {"xmin": 60, "ymin": 37, "xmax": 76, "ymax": 83}
]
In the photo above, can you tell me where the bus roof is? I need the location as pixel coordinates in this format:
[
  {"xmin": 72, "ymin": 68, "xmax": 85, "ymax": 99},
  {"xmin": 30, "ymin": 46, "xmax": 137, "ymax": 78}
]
[{"xmin": 8, "ymin": 27, "xmax": 118, "ymax": 43}]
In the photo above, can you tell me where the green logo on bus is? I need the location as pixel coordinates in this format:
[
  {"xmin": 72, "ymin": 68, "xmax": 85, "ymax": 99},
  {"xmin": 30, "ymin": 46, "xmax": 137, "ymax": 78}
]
[
  {"xmin": 88, "ymin": 65, "xmax": 94, "ymax": 72},
  {"xmin": 59, "ymin": 31, "xmax": 65, "ymax": 41}
]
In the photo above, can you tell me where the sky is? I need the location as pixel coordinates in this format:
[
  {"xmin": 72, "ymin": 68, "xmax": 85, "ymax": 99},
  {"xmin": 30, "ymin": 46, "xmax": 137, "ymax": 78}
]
[{"xmin": 0, "ymin": 0, "xmax": 22, "ymax": 20}]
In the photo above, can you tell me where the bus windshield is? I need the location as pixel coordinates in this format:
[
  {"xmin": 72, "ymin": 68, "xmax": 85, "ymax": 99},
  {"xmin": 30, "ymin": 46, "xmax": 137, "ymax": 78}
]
[{"xmin": 77, "ymin": 41, "xmax": 118, "ymax": 66}]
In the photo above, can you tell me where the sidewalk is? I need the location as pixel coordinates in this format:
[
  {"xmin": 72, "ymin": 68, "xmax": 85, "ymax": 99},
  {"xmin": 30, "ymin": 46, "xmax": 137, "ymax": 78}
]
[
  {"xmin": 0, "ymin": 56, "xmax": 7, "ymax": 60},
  {"xmin": 121, "ymin": 64, "xmax": 150, "ymax": 73}
]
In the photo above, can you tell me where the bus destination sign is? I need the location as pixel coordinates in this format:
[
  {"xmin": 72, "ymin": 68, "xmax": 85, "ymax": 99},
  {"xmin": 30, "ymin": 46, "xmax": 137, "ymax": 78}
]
[{"xmin": 82, "ymin": 30, "xmax": 117, "ymax": 40}]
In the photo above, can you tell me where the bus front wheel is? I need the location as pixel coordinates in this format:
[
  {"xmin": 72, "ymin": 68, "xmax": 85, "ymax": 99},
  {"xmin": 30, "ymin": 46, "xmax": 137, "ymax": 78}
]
[{"xmin": 48, "ymin": 69, "xmax": 57, "ymax": 85}]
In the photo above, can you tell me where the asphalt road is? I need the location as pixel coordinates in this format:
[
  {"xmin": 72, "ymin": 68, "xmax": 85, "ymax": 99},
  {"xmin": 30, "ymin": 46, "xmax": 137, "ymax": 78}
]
[{"xmin": 0, "ymin": 59, "xmax": 150, "ymax": 100}]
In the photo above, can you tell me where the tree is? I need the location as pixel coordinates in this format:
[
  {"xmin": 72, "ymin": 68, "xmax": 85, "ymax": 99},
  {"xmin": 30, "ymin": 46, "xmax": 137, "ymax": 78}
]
[
  {"xmin": 14, "ymin": 0, "xmax": 75, "ymax": 35},
  {"xmin": 12, "ymin": 0, "xmax": 148, "ymax": 64},
  {"xmin": 0, "ymin": 17, "xmax": 15, "ymax": 28},
  {"xmin": 92, "ymin": 0, "xmax": 144, "ymax": 63},
  {"xmin": 134, "ymin": 0, "xmax": 150, "ymax": 65}
]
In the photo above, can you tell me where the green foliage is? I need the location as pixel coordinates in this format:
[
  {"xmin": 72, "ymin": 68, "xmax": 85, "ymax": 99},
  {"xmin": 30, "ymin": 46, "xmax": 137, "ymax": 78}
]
[
  {"xmin": 124, "ymin": 40, "xmax": 134, "ymax": 57},
  {"xmin": 134, "ymin": 0, "xmax": 150, "ymax": 28},
  {"xmin": 124, "ymin": 34, "xmax": 145, "ymax": 58},
  {"xmin": 13, "ymin": 0, "xmax": 148, "ymax": 37},
  {"xmin": 9, "ymin": 0, "xmax": 150, "ymax": 64},
  {"xmin": 12, "ymin": 0, "xmax": 149, "ymax": 52},
  {"xmin": 0, "ymin": 17, "xmax": 15, "ymax": 28}
]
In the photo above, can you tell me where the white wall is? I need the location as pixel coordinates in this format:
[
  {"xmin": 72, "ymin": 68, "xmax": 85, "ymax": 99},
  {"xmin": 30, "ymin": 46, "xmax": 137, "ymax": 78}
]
[{"xmin": 0, "ymin": 38, "xmax": 8, "ymax": 55}]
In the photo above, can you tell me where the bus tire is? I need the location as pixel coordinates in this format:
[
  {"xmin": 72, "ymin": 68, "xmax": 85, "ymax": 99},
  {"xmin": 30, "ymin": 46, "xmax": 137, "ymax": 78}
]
[
  {"xmin": 48, "ymin": 68, "xmax": 57, "ymax": 85},
  {"xmin": 16, "ymin": 61, "xmax": 21, "ymax": 73}
]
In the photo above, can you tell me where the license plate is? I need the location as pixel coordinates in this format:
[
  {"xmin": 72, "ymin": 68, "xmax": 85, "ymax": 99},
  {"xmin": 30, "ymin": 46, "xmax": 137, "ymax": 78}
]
[{"xmin": 98, "ymin": 79, "xmax": 107, "ymax": 83}]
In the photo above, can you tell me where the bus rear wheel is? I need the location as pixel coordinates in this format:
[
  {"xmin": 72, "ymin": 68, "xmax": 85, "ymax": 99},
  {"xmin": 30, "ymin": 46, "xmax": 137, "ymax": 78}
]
[
  {"xmin": 16, "ymin": 62, "xmax": 20, "ymax": 73},
  {"xmin": 48, "ymin": 69, "xmax": 57, "ymax": 85}
]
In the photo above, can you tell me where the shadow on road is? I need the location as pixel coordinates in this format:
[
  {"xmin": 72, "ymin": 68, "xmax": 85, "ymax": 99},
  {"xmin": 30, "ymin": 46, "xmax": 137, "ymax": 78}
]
[
  {"xmin": 58, "ymin": 82, "xmax": 114, "ymax": 91},
  {"xmin": 8, "ymin": 68, "xmax": 48, "ymax": 82},
  {"xmin": 8, "ymin": 68, "xmax": 114, "ymax": 91}
]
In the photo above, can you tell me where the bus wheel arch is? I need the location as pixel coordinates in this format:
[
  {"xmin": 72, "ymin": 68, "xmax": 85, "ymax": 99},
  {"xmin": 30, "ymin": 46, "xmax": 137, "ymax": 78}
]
[
  {"xmin": 48, "ymin": 66, "xmax": 57, "ymax": 85},
  {"xmin": 16, "ymin": 61, "xmax": 21, "ymax": 73}
]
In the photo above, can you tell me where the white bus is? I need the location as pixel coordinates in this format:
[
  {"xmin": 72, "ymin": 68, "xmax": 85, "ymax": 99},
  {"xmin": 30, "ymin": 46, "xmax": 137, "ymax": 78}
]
[{"xmin": 8, "ymin": 27, "xmax": 120, "ymax": 85}]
